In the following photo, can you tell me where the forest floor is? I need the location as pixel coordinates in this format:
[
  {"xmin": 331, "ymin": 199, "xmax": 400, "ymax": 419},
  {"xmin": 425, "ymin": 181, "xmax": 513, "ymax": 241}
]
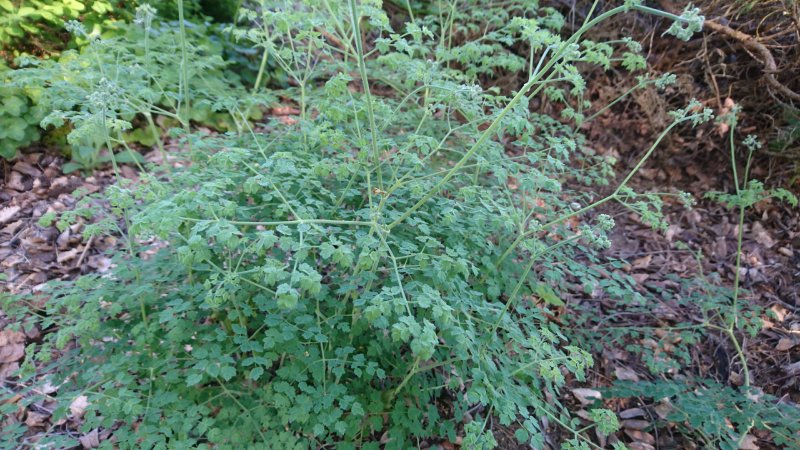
[{"xmin": 1, "ymin": 1, "xmax": 799, "ymax": 449}]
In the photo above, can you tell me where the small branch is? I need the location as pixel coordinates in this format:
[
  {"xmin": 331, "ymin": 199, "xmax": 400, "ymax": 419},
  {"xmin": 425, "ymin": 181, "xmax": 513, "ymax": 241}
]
[
  {"xmin": 703, "ymin": 19, "xmax": 800, "ymax": 102},
  {"xmin": 656, "ymin": 0, "xmax": 800, "ymax": 102}
]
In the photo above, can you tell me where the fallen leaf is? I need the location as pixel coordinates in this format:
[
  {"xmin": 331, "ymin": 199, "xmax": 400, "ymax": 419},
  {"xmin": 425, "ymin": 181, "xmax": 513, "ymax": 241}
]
[
  {"xmin": 272, "ymin": 106, "xmax": 300, "ymax": 116},
  {"xmin": 8, "ymin": 171, "xmax": 26, "ymax": 191},
  {"xmin": 739, "ymin": 434, "xmax": 759, "ymax": 450},
  {"xmin": 775, "ymin": 338, "xmax": 797, "ymax": 352},
  {"xmin": 14, "ymin": 161, "xmax": 42, "ymax": 178},
  {"xmin": 25, "ymin": 411, "xmax": 49, "ymax": 427},
  {"xmin": 770, "ymin": 305, "xmax": 788, "ymax": 322},
  {"xmin": 751, "ymin": 222, "xmax": 775, "ymax": 248},
  {"xmin": 654, "ymin": 401, "xmax": 673, "ymax": 419},
  {"xmin": 624, "ymin": 429, "xmax": 655, "ymax": 445},
  {"xmin": 622, "ymin": 419, "xmax": 651, "ymax": 430},
  {"xmin": 70, "ymin": 395, "xmax": 90, "ymax": 418},
  {"xmin": 79, "ymin": 428, "xmax": 100, "ymax": 449},
  {"xmin": 628, "ymin": 443, "xmax": 655, "ymax": 450},
  {"xmin": 571, "ymin": 388, "xmax": 602, "ymax": 405},
  {"xmin": 631, "ymin": 273, "xmax": 650, "ymax": 283},
  {"xmin": 0, "ymin": 362, "xmax": 20, "ymax": 379},
  {"xmin": 784, "ymin": 360, "xmax": 800, "ymax": 375},
  {"xmin": 0, "ymin": 206, "xmax": 21, "ymax": 224},
  {"xmin": 615, "ymin": 366, "xmax": 640, "ymax": 382},
  {"xmin": 57, "ymin": 248, "xmax": 80, "ymax": 264},
  {"xmin": 0, "ymin": 330, "xmax": 25, "ymax": 363},
  {"xmin": 619, "ymin": 407, "xmax": 646, "ymax": 419},
  {"xmin": 631, "ymin": 255, "xmax": 652, "ymax": 270}
]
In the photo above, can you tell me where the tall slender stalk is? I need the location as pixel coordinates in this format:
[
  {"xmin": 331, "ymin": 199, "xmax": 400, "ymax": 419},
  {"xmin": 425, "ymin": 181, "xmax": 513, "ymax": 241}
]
[
  {"xmin": 177, "ymin": 0, "xmax": 191, "ymax": 126},
  {"xmin": 387, "ymin": 4, "xmax": 695, "ymax": 230},
  {"xmin": 347, "ymin": 0, "xmax": 383, "ymax": 190}
]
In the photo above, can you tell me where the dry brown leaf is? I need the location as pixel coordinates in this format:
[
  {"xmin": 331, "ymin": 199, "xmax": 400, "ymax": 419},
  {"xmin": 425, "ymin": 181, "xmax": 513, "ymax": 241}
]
[
  {"xmin": 654, "ymin": 401, "xmax": 673, "ymax": 419},
  {"xmin": 0, "ymin": 362, "xmax": 20, "ymax": 379},
  {"xmin": 619, "ymin": 407, "xmax": 646, "ymax": 419},
  {"xmin": 571, "ymin": 388, "xmax": 602, "ymax": 405},
  {"xmin": 70, "ymin": 395, "xmax": 90, "ymax": 418},
  {"xmin": 751, "ymin": 222, "xmax": 775, "ymax": 248},
  {"xmin": 615, "ymin": 366, "xmax": 640, "ymax": 382},
  {"xmin": 8, "ymin": 171, "xmax": 26, "ymax": 191},
  {"xmin": 25, "ymin": 411, "xmax": 50, "ymax": 428},
  {"xmin": 784, "ymin": 360, "xmax": 800, "ymax": 375},
  {"xmin": 770, "ymin": 305, "xmax": 788, "ymax": 322},
  {"xmin": 0, "ymin": 206, "xmax": 21, "ymax": 224},
  {"xmin": 13, "ymin": 161, "xmax": 42, "ymax": 177},
  {"xmin": 622, "ymin": 419, "xmax": 651, "ymax": 430},
  {"xmin": 0, "ymin": 330, "xmax": 25, "ymax": 363},
  {"xmin": 272, "ymin": 106, "xmax": 300, "ymax": 116},
  {"xmin": 624, "ymin": 429, "xmax": 655, "ymax": 445},
  {"xmin": 56, "ymin": 248, "xmax": 80, "ymax": 264},
  {"xmin": 627, "ymin": 442, "xmax": 656, "ymax": 450},
  {"xmin": 79, "ymin": 428, "xmax": 100, "ymax": 449},
  {"xmin": 631, "ymin": 254, "xmax": 652, "ymax": 270},
  {"xmin": 775, "ymin": 338, "xmax": 797, "ymax": 352},
  {"xmin": 739, "ymin": 434, "xmax": 759, "ymax": 450}
]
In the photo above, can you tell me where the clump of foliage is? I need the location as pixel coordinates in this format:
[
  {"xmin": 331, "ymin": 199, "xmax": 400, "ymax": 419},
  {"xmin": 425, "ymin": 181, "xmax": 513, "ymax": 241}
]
[
  {"xmin": 1, "ymin": 0, "xmax": 256, "ymax": 162},
  {"xmin": 0, "ymin": 61, "xmax": 44, "ymax": 159},
  {"xmin": 0, "ymin": 0, "xmax": 240, "ymax": 61},
  {"xmin": 4, "ymin": 1, "xmax": 714, "ymax": 448},
  {"xmin": 9, "ymin": 5, "xmax": 266, "ymax": 169},
  {"xmin": 0, "ymin": 0, "xmax": 118, "ymax": 59}
]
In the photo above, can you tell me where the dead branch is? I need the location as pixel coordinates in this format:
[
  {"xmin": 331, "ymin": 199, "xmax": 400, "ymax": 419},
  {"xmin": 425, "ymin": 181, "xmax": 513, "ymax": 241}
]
[{"xmin": 703, "ymin": 19, "xmax": 800, "ymax": 102}]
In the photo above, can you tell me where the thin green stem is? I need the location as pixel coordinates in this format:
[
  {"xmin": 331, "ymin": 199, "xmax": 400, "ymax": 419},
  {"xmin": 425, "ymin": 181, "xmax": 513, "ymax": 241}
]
[
  {"xmin": 177, "ymin": 0, "xmax": 191, "ymax": 123},
  {"xmin": 348, "ymin": 0, "xmax": 383, "ymax": 189}
]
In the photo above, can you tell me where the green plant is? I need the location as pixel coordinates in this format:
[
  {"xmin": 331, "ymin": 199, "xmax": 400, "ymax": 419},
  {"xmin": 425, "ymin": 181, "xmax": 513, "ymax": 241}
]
[
  {"xmin": 11, "ymin": 6, "xmax": 267, "ymax": 170},
  {"xmin": 705, "ymin": 108, "xmax": 797, "ymax": 389},
  {"xmin": 606, "ymin": 380, "xmax": 800, "ymax": 449},
  {"xmin": 0, "ymin": 0, "xmax": 119, "ymax": 59},
  {"xmin": 0, "ymin": 0, "xmax": 241, "ymax": 61},
  {"xmin": 0, "ymin": 62, "xmax": 44, "ymax": 159},
  {"xmin": 569, "ymin": 86, "xmax": 799, "ymax": 450},
  {"xmin": 4, "ymin": 1, "xmax": 709, "ymax": 448}
]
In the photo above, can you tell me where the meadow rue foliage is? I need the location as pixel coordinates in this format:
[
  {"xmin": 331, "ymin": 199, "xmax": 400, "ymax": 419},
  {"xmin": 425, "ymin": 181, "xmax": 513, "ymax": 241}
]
[{"xmin": 2, "ymin": 1, "xmax": 717, "ymax": 448}]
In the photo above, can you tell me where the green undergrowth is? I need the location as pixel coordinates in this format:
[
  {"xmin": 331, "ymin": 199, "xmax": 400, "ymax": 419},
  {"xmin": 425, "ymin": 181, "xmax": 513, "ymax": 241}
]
[
  {"xmin": 5, "ymin": 1, "xmax": 796, "ymax": 449},
  {"xmin": 0, "ymin": 0, "xmax": 262, "ymax": 163}
]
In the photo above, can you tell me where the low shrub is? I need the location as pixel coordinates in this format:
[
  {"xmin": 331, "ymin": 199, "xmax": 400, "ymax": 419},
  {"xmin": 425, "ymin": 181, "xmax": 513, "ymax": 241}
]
[
  {"xmin": 8, "ymin": 7, "xmax": 267, "ymax": 168},
  {"xmin": 3, "ymin": 1, "xmax": 717, "ymax": 448},
  {"xmin": 0, "ymin": 62, "xmax": 44, "ymax": 159}
]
